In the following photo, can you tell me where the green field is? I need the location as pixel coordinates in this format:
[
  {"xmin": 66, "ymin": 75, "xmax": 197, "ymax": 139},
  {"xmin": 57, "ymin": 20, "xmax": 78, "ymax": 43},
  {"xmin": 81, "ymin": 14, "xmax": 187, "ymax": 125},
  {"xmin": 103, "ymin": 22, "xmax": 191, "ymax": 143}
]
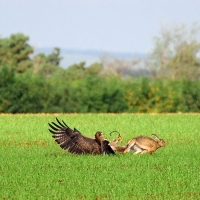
[{"xmin": 0, "ymin": 114, "xmax": 200, "ymax": 199}]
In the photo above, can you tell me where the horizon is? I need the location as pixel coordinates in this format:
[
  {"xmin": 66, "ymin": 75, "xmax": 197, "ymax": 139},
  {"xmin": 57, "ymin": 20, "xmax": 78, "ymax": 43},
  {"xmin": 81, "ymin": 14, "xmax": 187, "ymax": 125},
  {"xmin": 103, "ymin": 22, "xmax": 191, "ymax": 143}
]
[{"xmin": 34, "ymin": 46, "xmax": 147, "ymax": 67}]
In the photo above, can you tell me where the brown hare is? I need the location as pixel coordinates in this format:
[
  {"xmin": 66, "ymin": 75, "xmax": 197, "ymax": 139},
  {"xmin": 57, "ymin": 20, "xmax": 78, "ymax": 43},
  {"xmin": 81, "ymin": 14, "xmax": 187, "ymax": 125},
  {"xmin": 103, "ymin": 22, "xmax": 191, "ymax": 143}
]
[
  {"xmin": 109, "ymin": 139, "xmax": 127, "ymax": 153},
  {"xmin": 123, "ymin": 134, "xmax": 166, "ymax": 155},
  {"xmin": 108, "ymin": 131, "xmax": 126, "ymax": 153}
]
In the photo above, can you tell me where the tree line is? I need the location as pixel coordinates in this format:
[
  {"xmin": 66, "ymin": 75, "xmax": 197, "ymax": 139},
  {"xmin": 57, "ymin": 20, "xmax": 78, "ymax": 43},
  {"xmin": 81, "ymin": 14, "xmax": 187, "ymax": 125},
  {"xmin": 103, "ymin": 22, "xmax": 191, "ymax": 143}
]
[{"xmin": 0, "ymin": 23, "xmax": 200, "ymax": 113}]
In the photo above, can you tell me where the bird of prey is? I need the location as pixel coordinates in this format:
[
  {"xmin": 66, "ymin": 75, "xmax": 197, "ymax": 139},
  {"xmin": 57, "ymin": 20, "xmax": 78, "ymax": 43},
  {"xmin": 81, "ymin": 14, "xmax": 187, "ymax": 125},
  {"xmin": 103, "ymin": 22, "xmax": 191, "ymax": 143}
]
[{"xmin": 48, "ymin": 118, "xmax": 115, "ymax": 155}]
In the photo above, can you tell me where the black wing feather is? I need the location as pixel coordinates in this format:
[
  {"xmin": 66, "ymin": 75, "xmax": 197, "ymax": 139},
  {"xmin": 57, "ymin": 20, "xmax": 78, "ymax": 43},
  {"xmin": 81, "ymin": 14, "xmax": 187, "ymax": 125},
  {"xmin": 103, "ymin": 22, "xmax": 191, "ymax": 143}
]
[
  {"xmin": 56, "ymin": 117, "xmax": 66, "ymax": 127},
  {"xmin": 102, "ymin": 140, "xmax": 115, "ymax": 155},
  {"xmin": 48, "ymin": 123, "xmax": 60, "ymax": 131},
  {"xmin": 51, "ymin": 122, "xmax": 63, "ymax": 129},
  {"xmin": 62, "ymin": 120, "xmax": 68, "ymax": 127}
]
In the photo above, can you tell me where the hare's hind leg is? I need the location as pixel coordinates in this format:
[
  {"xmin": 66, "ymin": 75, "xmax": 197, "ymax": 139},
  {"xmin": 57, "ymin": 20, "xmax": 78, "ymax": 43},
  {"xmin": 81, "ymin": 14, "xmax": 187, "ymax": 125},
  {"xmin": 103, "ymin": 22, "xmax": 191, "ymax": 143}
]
[
  {"xmin": 134, "ymin": 149, "xmax": 143, "ymax": 154},
  {"xmin": 123, "ymin": 138, "xmax": 136, "ymax": 154},
  {"xmin": 133, "ymin": 145, "xmax": 143, "ymax": 154},
  {"xmin": 140, "ymin": 150, "xmax": 149, "ymax": 154}
]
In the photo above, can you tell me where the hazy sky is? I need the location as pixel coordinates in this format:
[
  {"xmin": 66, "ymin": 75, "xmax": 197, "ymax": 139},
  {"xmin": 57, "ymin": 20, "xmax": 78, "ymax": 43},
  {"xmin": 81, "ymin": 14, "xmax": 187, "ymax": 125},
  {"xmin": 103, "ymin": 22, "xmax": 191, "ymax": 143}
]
[{"xmin": 0, "ymin": 0, "xmax": 200, "ymax": 54}]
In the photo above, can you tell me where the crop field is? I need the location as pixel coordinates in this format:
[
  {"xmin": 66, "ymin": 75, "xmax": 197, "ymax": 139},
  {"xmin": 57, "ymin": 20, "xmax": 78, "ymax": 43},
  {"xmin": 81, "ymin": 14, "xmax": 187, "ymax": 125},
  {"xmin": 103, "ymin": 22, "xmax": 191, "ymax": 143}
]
[{"xmin": 0, "ymin": 113, "xmax": 200, "ymax": 199}]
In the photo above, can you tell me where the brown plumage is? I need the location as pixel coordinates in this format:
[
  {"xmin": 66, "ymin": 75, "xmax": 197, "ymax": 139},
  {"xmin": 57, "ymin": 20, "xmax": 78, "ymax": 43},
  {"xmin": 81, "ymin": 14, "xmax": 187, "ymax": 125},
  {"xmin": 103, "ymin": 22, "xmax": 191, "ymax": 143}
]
[{"xmin": 48, "ymin": 118, "xmax": 115, "ymax": 155}]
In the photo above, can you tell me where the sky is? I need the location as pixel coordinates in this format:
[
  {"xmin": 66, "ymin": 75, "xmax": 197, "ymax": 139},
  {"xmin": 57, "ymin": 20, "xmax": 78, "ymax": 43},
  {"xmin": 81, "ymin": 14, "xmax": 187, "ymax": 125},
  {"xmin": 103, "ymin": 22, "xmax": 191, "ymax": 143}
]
[{"xmin": 0, "ymin": 0, "xmax": 200, "ymax": 63}]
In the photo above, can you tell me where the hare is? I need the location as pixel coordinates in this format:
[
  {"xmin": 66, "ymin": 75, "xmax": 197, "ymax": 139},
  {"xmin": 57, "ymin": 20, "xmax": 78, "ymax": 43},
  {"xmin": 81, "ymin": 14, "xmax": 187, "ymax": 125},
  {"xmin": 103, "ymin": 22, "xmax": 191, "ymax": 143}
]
[
  {"xmin": 109, "ymin": 139, "xmax": 127, "ymax": 153},
  {"xmin": 123, "ymin": 134, "xmax": 166, "ymax": 155},
  {"xmin": 108, "ymin": 132, "xmax": 127, "ymax": 153}
]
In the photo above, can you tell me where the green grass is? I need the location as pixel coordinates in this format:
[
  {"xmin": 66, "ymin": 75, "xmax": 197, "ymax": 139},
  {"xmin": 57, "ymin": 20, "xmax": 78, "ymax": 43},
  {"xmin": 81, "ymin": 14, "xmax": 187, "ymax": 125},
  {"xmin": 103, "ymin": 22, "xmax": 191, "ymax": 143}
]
[{"xmin": 0, "ymin": 113, "xmax": 200, "ymax": 199}]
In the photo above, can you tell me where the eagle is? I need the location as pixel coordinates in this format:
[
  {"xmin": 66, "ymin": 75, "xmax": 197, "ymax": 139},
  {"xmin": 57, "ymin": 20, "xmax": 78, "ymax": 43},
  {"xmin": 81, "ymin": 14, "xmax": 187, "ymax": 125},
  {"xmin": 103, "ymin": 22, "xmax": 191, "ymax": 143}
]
[{"xmin": 48, "ymin": 118, "xmax": 115, "ymax": 155}]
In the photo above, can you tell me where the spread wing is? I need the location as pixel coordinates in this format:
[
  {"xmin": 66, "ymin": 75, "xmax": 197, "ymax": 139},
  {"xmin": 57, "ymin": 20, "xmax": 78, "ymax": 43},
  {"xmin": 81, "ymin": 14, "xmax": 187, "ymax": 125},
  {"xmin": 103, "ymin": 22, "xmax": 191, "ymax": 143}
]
[{"xmin": 49, "ymin": 118, "xmax": 101, "ymax": 154}]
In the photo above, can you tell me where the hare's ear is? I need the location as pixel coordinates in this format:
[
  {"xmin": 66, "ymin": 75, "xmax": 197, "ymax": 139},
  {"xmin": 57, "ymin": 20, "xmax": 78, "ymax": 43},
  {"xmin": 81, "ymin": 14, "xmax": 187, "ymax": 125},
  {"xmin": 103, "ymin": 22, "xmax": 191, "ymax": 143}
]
[{"xmin": 151, "ymin": 134, "xmax": 160, "ymax": 141}]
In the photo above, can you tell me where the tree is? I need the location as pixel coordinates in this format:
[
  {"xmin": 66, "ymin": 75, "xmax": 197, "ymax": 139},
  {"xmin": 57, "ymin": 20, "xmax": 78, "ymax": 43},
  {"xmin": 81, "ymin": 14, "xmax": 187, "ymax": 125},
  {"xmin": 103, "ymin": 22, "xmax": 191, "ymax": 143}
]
[
  {"xmin": 100, "ymin": 54, "xmax": 141, "ymax": 78},
  {"xmin": 148, "ymin": 23, "xmax": 200, "ymax": 80},
  {"xmin": 167, "ymin": 41, "xmax": 200, "ymax": 80},
  {"xmin": 0, "ymin": 33, "xmax": 33, "ymax": 72},
  {"xmin": 86, "ymin": 63, "xmax": 103, "ymax": 75},
  {"xmin": 65, "ymin": 62, "xmax": 86, "ymax": 80},
  {"xmin": 32, "ymin": 48, "xmax": 63, "ymax": 77},
  {"xmin": 47, "ymin": 47, "xmax": 62, "ymax": 66}
]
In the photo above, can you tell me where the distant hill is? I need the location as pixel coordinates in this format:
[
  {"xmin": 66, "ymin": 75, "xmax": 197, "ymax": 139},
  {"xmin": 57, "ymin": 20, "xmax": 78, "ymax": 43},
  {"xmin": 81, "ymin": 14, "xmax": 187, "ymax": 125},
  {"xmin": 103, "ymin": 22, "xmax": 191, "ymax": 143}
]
[{"xmin": 33, "ymin": 47, "xmax": 146, "ymax": 68}]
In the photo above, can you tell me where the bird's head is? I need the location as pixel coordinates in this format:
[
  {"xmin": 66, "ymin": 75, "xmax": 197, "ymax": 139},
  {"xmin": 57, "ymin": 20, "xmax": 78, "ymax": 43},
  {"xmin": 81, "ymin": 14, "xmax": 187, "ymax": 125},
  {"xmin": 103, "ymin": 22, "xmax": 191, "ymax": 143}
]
[{"xmin": 95, "ymin": 132, "xmax": 105, "ymax": 145}]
